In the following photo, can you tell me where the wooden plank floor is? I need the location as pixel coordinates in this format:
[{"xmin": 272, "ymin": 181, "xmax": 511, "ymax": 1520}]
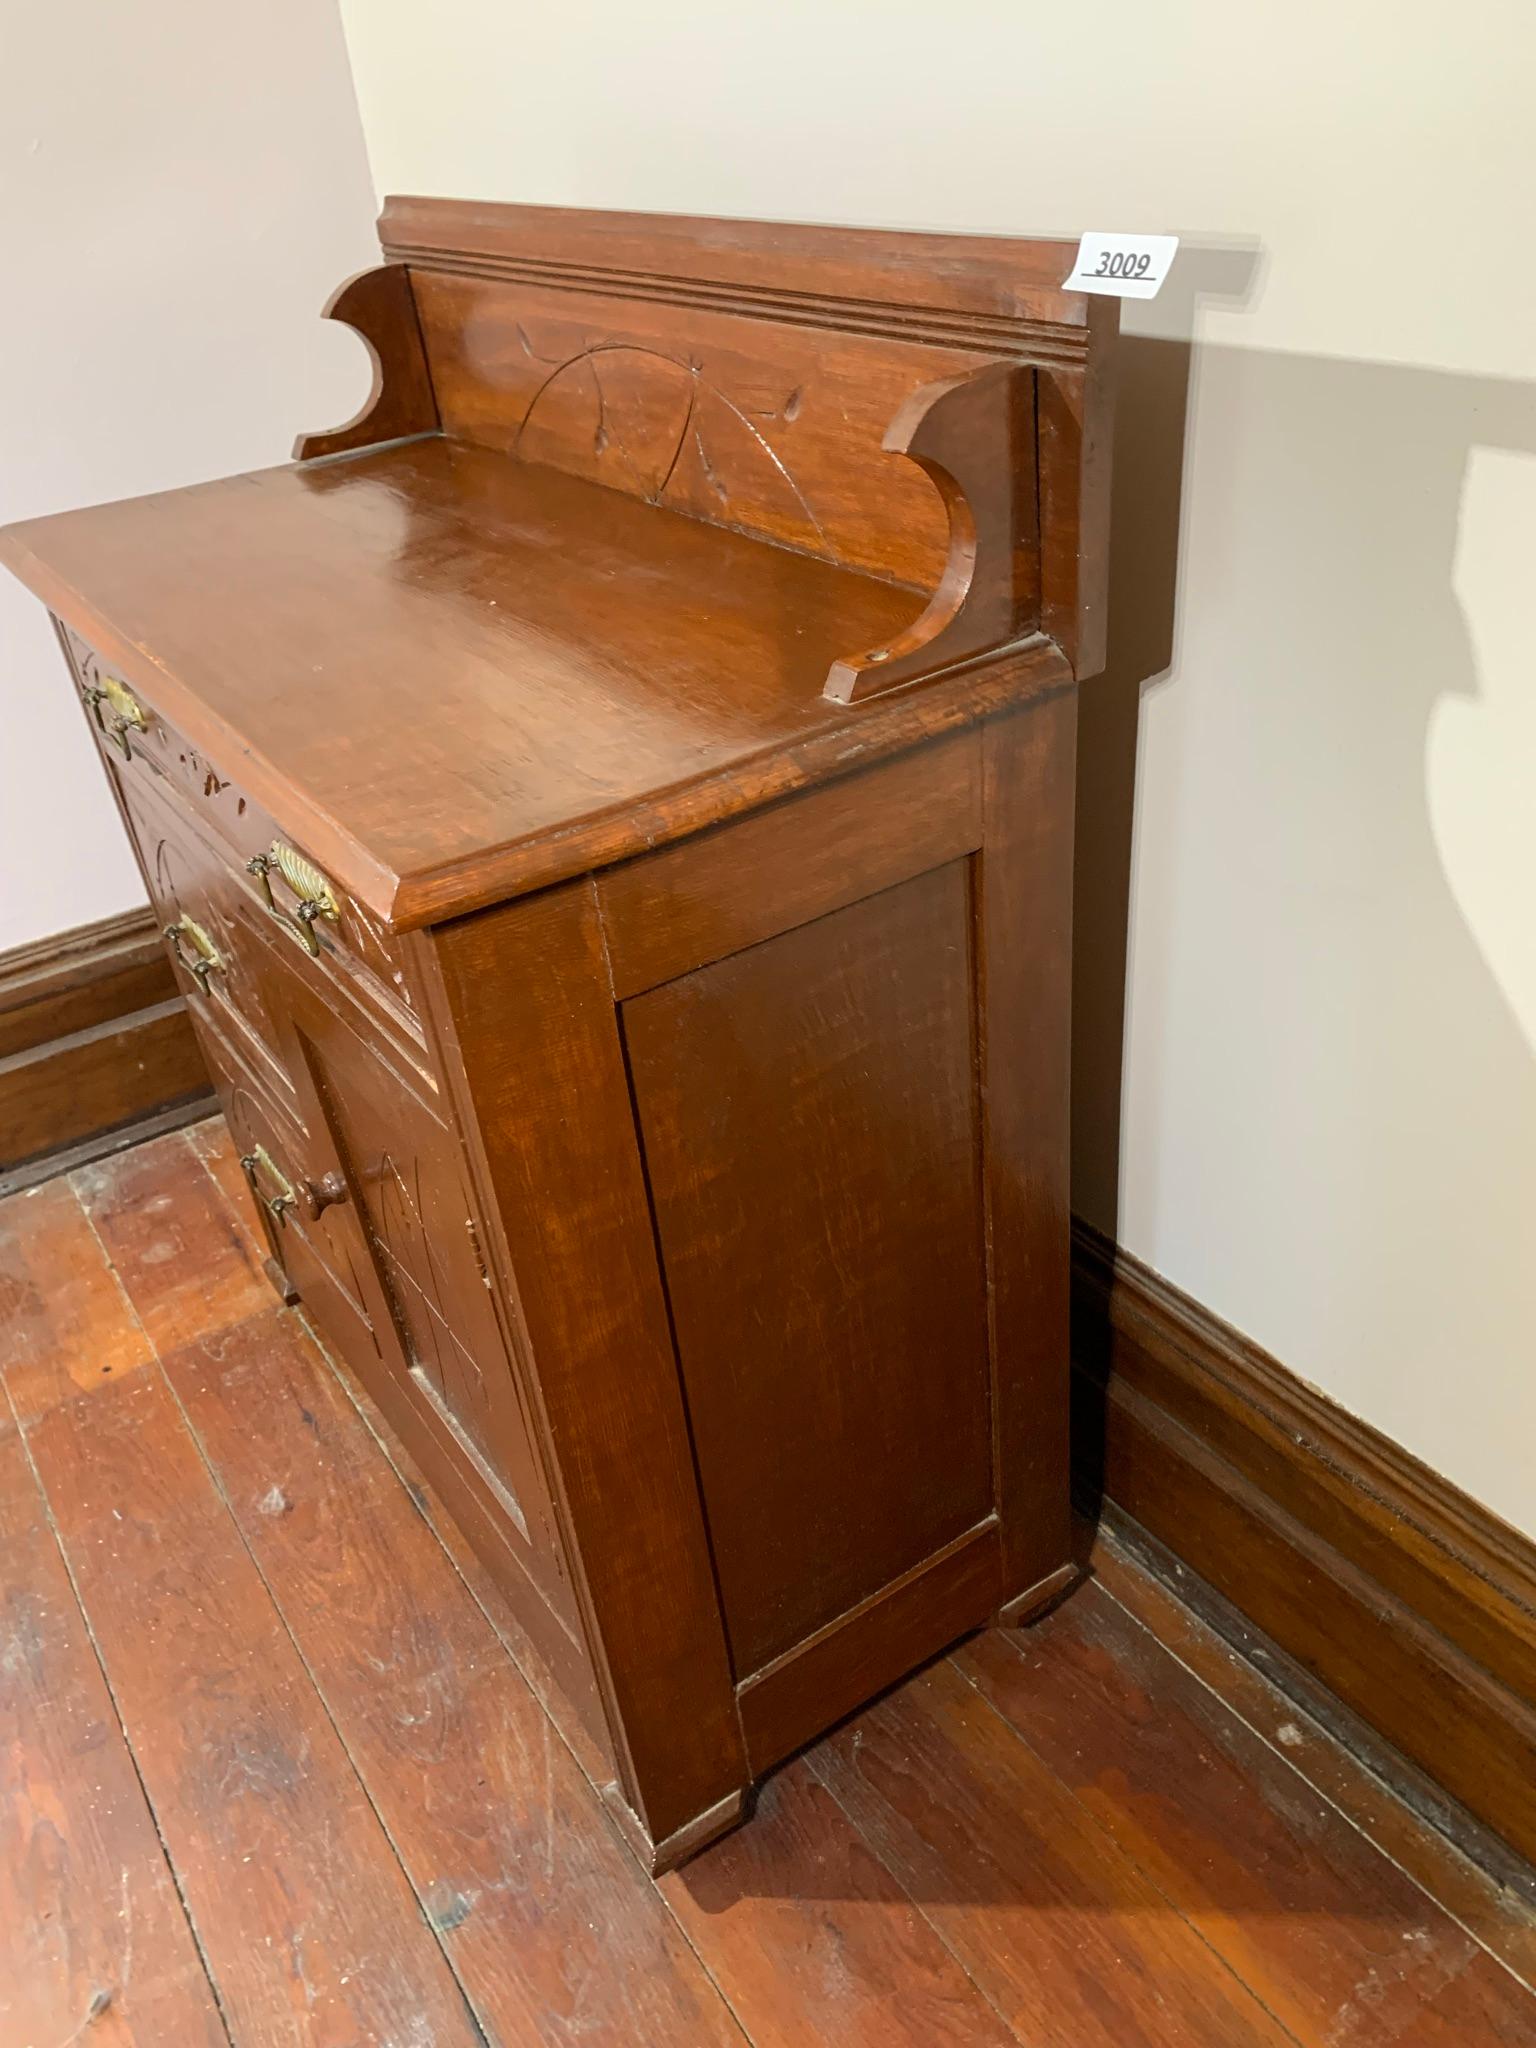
[{"xmin": 3, "ymin": 1121, "xmax": 1535, "ymax": 2047}]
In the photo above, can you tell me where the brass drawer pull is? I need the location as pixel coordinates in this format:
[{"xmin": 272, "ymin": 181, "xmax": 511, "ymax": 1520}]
[
  {"xmin": 240, "ymin": 1143, "xmax": 297, "ymax": 1225},
  {"xmin": 240, "ymin": 1144, "xmax": 348, "ymax": 1227},
  {"xmin": 248, "ymin": 841, "xmax": 340, "ymax": 957},
  {"xmin": 83, "ymin": 674, "xmax": 148, "ymax": 758},
  {"xmin": 163, "ymin": 913, "xmax": 224, "ymax": 992}
]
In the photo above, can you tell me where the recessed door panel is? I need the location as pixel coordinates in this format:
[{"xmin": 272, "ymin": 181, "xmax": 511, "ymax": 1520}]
[{"xmin": 623, "ymin": 859, "xmax": 992, "ymax": 1677}]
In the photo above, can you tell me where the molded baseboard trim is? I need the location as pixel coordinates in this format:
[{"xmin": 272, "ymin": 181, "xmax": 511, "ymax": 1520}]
[
  {"xmin": 1071, "ymin": 1216, "xmax": 1536, "ymax": 1869},
  {"xmin": 0, "ymin": 906, "xmax": 212, "ymax": 1191}
]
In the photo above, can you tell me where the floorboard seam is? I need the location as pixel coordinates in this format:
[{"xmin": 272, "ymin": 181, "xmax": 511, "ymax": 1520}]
[
  {"xmin": 0, "ymin": 1359, "xmax": 237, "ymax": 2046},
  {"xmin": 150, "ymin": 1329, "xmax": 496, "ymax": 2048},
  {"xmin": 1091, "ymin": 1554, "xmax": 1536, "ymax": 2006},
  {"xmin": 298, "ymin": 1304, "xmax": 759, "ymax": 2047},
  {"xmin": 1100, "ymin": 1510, "xmax": 1536, "ymax": 1910},
  {"xmin": 799, "ymin": 1735, "xmax": 1031, "ymax": 2045},
  {"xmin": 944, "ymin": 1633, "xmax": 1313, "ymax": 2048}
]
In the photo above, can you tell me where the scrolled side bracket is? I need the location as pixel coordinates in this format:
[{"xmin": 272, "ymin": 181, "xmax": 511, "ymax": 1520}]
[
  {"xmin": 293, "ymin": 265, "xmax": 441, "ymax": 463},
  {"xmin": 824, "ymin": 361, "xmax": 1040, "ymax": 704}
]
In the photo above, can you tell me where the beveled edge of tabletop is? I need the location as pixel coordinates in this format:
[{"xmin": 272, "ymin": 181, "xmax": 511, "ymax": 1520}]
[{"xmin": 0, "ymin": 505, "xmax": 1074, "ymax": 934}]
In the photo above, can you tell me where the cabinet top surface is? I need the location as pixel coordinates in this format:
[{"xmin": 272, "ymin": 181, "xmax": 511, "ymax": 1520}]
[
  {"xmin": 1, "ymin": 438, "xmax": 1066, "ymax": 927},
  {"xmin": 2, "ymin": 199, "xmax": 1111, "ymax": 928}
]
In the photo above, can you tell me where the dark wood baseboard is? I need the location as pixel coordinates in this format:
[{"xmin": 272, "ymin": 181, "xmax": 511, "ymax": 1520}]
[
  {"xmin": 1071, "ymin": 1216, "xmax": 1536, "ymax": 1870},
  {"xmin": 0, "ymin": 906, "xmax": 212, "ymax": 1192}
]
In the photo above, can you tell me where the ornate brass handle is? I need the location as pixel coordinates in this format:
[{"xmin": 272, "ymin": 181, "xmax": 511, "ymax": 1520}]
[
  {"xmin": 240, "ymin": 1143, "xmax": 297, "ymax": 1226},
  {"xmin": 247, "ymin": 841, "xmax": 340, "ymax": 957},
  {"xmin": 240, "ymin": 1145, "xmax": 348, "ymax": 1227},
  {"xmin": 163, "ymin": 913, "xmax": 223, "ymax": 993},
  {"xmin": 83, "ymin": 675, "xmax": 148, "ymax": 758}
]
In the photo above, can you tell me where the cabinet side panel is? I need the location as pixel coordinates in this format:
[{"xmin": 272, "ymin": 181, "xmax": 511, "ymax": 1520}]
[
  {"xmin": 623, "ymin": 859, "xmax": 995, "ymax": 1679},
  {"xmin": 427, "ymin": 881, "xmax": 747, "ymax": 1845}
]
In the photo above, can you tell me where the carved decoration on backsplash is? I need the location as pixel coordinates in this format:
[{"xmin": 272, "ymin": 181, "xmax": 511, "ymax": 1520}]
[
  {"xmin": 402, "ymin": 268, "xmax": 966, "ymax": 586},
  {"xmin": 510, "ymin": 331, "xmax": 832, "ymax": 562}
]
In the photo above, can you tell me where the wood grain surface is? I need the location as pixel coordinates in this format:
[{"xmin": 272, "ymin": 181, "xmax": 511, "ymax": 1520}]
[
  {"xmin": 625, "ymin": 860, "xmax": 991, "ymax": 1675},
  {"xmin": 0, "ymin": 202, "xmax": 1112, "ymax": 1884},
  {"xmin": 1, "ymin": 202, "xmax": 1113, "ymax": 929},
  {"xmin": 0, "ymin": 1417, "xmax": 226, "ymax": 2048},
  {"xmin": 0, "ymin": 443, "xmax": 1074, "ymax": 929},
  {"xmin": 2, "ymin": 1115, "xmax": 1532, "ymax": 2048}
]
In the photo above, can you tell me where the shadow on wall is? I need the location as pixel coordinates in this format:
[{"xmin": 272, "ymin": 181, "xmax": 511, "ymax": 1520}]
[
  {"xmin": 1071, "ymin": 269, "xmax": 1536, "ymax": 1527},
  {"xmin": 1071, "ymin": 243, "xmax": 1261, "ymax": 1230}
]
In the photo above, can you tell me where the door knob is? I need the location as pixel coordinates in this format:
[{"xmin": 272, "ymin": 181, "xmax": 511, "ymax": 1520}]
[{"xmin": 303, "ymin": 1171, "xmax": 349, "ymax": 1219}]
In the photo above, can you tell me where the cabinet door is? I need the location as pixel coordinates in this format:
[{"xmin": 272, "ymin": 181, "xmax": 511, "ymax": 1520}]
[
  {"xmin": 264, "ymin": 937, "xmax": 570, "ymax": 1616},
  {"xmin": 197, "ymin": 1018, "xmax": 380, "ymax": 1339},
  {"xmin": 623, "ymin": 857, "xmax": 994, "ymax": 1679}
]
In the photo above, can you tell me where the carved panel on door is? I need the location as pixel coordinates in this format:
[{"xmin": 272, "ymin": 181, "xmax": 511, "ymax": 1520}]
[
  {"xmin": 275, "ymin": 967, "xmax": 560, "ymax": 1575},
  {"xmin": 197, "ymin": 1022, "xmax": 378, "ymax": 1336}
]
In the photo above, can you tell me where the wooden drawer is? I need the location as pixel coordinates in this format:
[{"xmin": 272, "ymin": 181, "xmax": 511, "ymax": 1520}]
[
  {"xmin": 60, "ymin": 624, "xmax": 429, "ymax": 1080},
  {"xmin": 117, "ymin": 759, "xmax": 302, "ymax": 1116}
]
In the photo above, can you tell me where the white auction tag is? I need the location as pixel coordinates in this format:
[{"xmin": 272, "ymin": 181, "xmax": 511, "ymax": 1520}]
[{"xmin": 1064, "ymin": 231, "xmax": 1179, "ymax": 300}]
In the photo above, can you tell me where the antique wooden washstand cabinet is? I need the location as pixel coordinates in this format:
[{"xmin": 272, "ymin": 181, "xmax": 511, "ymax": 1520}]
[{"xmin": 0, "ymin": 199, "xmax": 1116, "ymax": 1870}]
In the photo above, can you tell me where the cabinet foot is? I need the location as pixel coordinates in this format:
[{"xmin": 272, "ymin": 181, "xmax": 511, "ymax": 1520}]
[
  {"xmin": 602, "ymin": 1781, "xmax": 751, "ymax": 1876},
  {"xmin": 263, "ymin": 1255, "xmax": 301, "ymax": 1307},
  {"xmin": 995, "ymin": 1559, "xmax": 1078, "ymax": 1628}
]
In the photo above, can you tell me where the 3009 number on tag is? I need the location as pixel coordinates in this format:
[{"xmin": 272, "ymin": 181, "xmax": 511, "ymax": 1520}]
[{"xmin": 1064, "ymin": 232, "xmax": 1178, "ymax": 300}]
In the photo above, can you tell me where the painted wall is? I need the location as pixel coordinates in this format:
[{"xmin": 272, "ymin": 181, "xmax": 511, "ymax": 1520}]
[
  {"xmin": 0, "ymin": 0, "xmax": 378, "ymax": 951},
  {"xmin": 337, "ymin": 0, "xmax": 1536, "ymax": 1535}
]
